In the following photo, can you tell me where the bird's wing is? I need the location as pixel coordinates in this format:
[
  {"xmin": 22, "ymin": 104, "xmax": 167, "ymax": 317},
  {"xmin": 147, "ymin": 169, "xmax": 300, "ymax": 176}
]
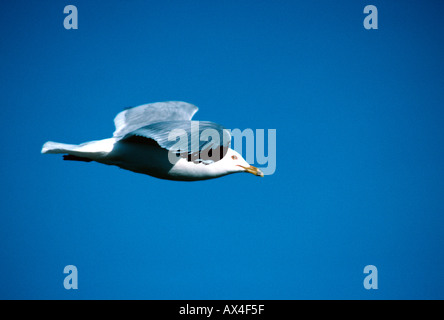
[
  {"xmin": 113, "ymin": 101, "xmax": 198, "ymax": 137},
  {"xmin": 119, "ymin": 120, "xmax": 231, "ymax": 162}
]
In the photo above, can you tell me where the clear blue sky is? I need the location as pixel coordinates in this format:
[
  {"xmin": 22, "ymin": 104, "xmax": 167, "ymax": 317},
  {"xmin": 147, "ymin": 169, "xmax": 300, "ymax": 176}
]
[{"xmin": 1, "ymin": 1, "xmax": 443, "ymax": 299}]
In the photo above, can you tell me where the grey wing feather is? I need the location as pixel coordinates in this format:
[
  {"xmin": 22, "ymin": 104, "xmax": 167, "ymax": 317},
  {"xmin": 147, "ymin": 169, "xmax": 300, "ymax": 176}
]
[
  {"xmin": 113, "ymin": 101, "xmax": 198, "ymax": 137},
  {"xmin": 120, "ymin": 120, "xmax": 231, "ymax": 155}
]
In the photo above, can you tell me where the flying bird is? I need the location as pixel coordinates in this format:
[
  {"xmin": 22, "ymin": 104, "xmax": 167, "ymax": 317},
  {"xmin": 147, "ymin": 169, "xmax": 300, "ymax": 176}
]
[{"xmin": 41, "ymin": 101, "xmax": 263, "ymax": 181}]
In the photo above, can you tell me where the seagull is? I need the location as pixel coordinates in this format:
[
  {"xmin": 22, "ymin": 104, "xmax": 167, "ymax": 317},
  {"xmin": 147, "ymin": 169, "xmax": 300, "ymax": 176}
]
[{"xmin": 41, "ymin": 101, "xmax": 263, "ymax": 181}]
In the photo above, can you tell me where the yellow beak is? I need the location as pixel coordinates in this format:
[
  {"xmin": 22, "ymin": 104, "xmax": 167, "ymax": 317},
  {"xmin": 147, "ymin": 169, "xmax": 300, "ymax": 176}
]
[{"xmin": 239, "ymin": 165, "xmax": 264, "ymax": 177}]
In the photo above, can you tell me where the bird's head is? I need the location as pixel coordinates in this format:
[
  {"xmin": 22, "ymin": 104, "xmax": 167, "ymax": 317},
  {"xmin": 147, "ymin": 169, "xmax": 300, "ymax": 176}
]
[{"xmin": 223, "ymin": 148, "xmax": 264, "ymax": 177}]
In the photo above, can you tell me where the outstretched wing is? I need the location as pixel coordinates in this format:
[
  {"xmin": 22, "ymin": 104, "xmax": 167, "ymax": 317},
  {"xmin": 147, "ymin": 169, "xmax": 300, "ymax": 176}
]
[
  {"xmin": 119, "ymin": 120, "xmax": 231, "ymax": 163},
  {"xmin": 113, "ymin": 101, "xmax": 198, "ymax": 137}
]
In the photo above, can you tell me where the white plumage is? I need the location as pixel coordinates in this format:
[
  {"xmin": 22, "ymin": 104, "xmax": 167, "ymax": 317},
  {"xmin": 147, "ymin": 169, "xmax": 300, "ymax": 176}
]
[{"xmin": 42, "ymin": 101, "xmax": 263, "ymax": 181}]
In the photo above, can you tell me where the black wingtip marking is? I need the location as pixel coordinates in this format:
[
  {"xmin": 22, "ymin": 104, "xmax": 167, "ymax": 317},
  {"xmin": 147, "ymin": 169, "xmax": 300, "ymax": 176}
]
[{"xmin": 63, "ymin": 155, "xmax": 93, "ymax": 162}]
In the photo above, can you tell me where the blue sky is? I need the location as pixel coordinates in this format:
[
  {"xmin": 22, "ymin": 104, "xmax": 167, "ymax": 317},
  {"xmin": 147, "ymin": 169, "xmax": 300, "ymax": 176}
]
[{"xmin": 0, "ymin": 0, "xmax": 443, "ymax": 299}]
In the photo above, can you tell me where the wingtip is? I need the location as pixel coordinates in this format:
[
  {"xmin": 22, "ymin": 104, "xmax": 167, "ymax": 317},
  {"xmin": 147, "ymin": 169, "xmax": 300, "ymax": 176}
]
[{"xmin": 41, "ymin": 142, "xmax": 50, "ymax": 154}]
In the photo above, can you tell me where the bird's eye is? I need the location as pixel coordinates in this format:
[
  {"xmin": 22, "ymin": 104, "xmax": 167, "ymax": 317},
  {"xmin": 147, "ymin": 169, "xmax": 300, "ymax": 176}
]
[{"xmin": 231, "ymin": 155, "xmax": 237, "ymax": 160}]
